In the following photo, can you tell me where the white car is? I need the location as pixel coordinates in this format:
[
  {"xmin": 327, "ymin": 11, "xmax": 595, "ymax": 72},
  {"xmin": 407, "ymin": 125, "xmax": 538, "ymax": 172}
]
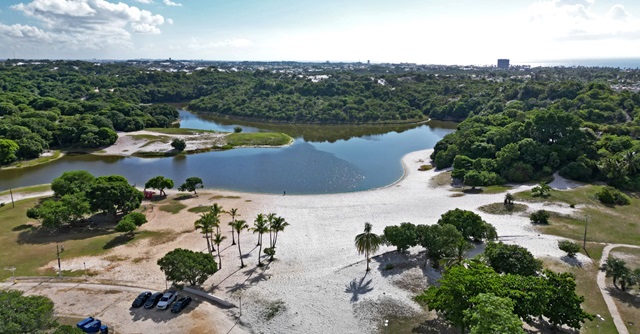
[{"xmin": 156, "ymin": 290, "xmax": 177, "ymax": 310}]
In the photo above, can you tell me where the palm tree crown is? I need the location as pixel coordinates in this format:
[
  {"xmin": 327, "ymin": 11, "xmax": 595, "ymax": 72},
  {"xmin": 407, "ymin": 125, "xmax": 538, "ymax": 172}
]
[{"xmin": 354, "ymin": 222, "xmax": 383, "ymax": 272}]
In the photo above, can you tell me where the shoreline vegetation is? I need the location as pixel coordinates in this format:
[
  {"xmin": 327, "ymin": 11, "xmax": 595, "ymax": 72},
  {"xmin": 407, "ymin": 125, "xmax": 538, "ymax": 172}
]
[
  {"xmin": 94, "ymin": 128, "xmax": 293, "ymax": 158},
  {"xmin": 2, "ymin": 60, "xmax": 640, "ymax": 333},
  {"xmin": 1, "ymin": 127, "xmax": 294, "ymax": 169},
  {"xmin": 1, "ymin": 148, "xmax": 637, "ymax": 333}
]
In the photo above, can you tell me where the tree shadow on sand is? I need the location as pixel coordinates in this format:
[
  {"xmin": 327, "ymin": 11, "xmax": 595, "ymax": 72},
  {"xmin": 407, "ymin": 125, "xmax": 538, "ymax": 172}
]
[
  {"xmin": 410, "ymin": 318, "xmax": 460, "ymax": 334},
  {"xmin": 17, "ymin": 224, "xmax": 114, "ymax": 245},
  {"xmin": 607, "ymin": 286, "xmax": 640, "ymax": 309},
  {"xmin": 345, "ymin": 274, "xmax": 373, "ymax": 302},
  {"xmin": 560, "ymin": 255, "xmax": 583, "ymax": 268}
]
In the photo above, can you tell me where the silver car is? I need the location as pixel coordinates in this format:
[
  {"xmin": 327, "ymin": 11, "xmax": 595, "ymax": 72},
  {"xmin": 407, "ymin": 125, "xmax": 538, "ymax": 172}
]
[{"xmin": 156, "ymin": 290, "xmax": 177, "ymax": 310}]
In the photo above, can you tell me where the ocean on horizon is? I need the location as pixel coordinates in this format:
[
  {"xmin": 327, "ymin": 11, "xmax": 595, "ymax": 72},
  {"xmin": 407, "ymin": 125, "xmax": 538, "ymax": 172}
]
[{"xmin": 518, "ymin": 58, "xmax": 640, "ymax": 69}]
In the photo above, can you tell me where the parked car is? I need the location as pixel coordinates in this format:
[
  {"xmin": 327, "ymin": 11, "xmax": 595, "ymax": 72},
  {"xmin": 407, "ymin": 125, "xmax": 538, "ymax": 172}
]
[
  {"xmin": 143, "ymin": 292, "xmax": 163, "ymax": 309},
  {"xmin": 170, "ymin": 296, "xmax": 192, "ymax": 313},
  {"xmin": 156, "ymin": 290, "xmax": 177, "ymax": 310},
  {"xmin": 131, "ymin": 291, "xmax": 152, "ymax": 308}
]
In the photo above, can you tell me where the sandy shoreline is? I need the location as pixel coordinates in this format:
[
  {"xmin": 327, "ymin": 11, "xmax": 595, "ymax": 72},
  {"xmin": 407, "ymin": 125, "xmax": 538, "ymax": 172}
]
[{"xmin": 2, "ymin": 148, "xmax": 589, "ymax": 333}]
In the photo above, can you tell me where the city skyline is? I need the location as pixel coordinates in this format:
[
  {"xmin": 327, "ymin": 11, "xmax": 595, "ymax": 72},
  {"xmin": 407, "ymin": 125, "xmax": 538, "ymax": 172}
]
[{"xmin": 1, "ymin": 0, "xmax": 639, "ymax": 65}]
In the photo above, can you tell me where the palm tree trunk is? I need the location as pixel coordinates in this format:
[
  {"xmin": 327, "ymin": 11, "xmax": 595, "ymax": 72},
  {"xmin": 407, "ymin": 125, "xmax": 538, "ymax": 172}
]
[
  {"xmin": 205, "ymin": 232, "xmax": 212, "ymax": 253},
  {"xmin": 237, "ymin": 232, "xmax": 244, "ymax": 267},
  {"xmin": 217, "ymin": 251, "xmax": 222, "ymax": 269},
  {"xmin": 274, "ymin": 231, "xmax": 279, "ymax": 248},
  {"xmin": 366, "ymin": 249, "xmax": 370, "ymax": 271},
  {"xmin": 258, "ymin": 238, "xmax": 263, "ymax": 266},
  {"xmin": 269, "ymin": 230, "xmax": 273, "ymax": 248},
  {"xmin": 230, "ymin": 227, "xmax": 236, "ymax": 245}
]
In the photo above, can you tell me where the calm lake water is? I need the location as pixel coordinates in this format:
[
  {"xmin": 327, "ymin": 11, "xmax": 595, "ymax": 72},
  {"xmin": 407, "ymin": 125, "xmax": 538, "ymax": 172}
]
[{"xmin": 0, "ymin": 111, "xmax": 455, "ymax": 194}]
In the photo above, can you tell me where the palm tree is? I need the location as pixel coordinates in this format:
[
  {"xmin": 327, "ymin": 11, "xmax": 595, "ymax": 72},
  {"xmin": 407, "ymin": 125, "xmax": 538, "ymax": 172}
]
[
  {"xmin": 212, "ymin": 233, "xmax": 226, "ymax": 269},
  {"xmin": 228, "ymin": 208, "xmax": 239, "ymax": 245},
  {"xmin": 232, "ymin": 219, "xmax": 249, "ymax": 268},
  {"xmin": 194, "ymin": 213, "xmax": 215, "ymax": 254},
  {"xmin": 270, "ymin": 215, "xmax": 289, "ymax": 249},
  {"xmin": 354, "ymin": 222, "xmax": 383, "ymax": 272},
  {"xmin": 252, "ymin": 214, "xmax": 270, "ymax": 266},
  {"xmin": 601, "ymin": 256, "xmax": 630, "ymax": 290},
  {"xmin": 444, "ymin": 239, "xmax": 473, "ymax": 269},
  {"xmin": 210, "ymin": 203, "xmax": 224, "ymax": 235},
  {"xmin": 266, "ymin": 213, "xmax": 276, "ymax": 248}
]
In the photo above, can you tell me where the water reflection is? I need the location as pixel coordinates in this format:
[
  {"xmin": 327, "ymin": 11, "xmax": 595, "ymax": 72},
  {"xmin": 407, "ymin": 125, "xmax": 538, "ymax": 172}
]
[{"xmin": 0, "ymin": 111, "xmax": 455, "ymax": 194}]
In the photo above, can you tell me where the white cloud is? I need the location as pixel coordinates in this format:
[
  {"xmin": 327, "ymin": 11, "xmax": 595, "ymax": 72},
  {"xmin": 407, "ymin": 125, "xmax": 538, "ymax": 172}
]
[
  {"xmin": 163, "ymin": 0, "xmax": 182, "ymax": 7},
  {"xmin": 167, "ymin": 18, "xmax": 174, "ymax": 25},
  {"xmin": 136, "ymin": 0, "xmax": 154, "ymax": 3},
  {"xmin": 607, "ymin": 4, "xmax": 631, "ymax": 21},
  {"xmin": 525, "ymin": 1, "xmax": 640, "ymax": 41},
  {"xmin": 1, "ymin": 0, "xmax": 166, "ymax": 53}
]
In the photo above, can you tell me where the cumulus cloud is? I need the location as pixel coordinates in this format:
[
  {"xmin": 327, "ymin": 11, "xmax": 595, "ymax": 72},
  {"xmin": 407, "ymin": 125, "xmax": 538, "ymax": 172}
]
[
  {"xmin": 163, "ymin": 0, "xmax": 182, "ymax": 6},
  {"xmin": 526, "ymin": 0, "xmax": 640, "ymax": 42},
  {"xmin": 136, "ymin": 0, "xmax": 154, "ymax": 3},
  {"xmin": 1, "ymin": 0, "xmax": 166, "ymax": 52},
  {"xmin": 167, "ymin": 18, "xmax": 174, "ymax": 25},
  {"xmin": 607, "ymin": 4, "xmax": 631, "ymax": 21}
]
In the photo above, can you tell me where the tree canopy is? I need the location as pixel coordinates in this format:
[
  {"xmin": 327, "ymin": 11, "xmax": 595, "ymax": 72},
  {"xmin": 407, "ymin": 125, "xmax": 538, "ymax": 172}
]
[
  {"xmin": 437, "ymin": 209, "xmax": 497, "ymax": 241},
  {"xmin": 144, "ymin": 175, "xmax": 174, "ymax": 196},
  {"xmin": 0, "ymin": 290, "xmax": 57, "ymax": 334},
  {"xmin": 157, "ymin": 248, "xmax": 218, "ymax": 286},
  {"xmin": 484, "ymin": 242, "xmax": 542, "ymax": 276}
]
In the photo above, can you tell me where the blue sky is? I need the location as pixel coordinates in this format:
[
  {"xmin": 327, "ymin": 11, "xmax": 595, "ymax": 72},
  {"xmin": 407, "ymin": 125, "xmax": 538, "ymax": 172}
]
[{"xmin": 1, "ymin": 0, "xmax": 639, "ymax": 64}]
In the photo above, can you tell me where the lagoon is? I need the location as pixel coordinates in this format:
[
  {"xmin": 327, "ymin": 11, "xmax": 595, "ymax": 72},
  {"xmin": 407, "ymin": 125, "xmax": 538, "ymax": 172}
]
[{"xmin": 0, "ymin": 111, "xmax": 455, "ymax": 194}]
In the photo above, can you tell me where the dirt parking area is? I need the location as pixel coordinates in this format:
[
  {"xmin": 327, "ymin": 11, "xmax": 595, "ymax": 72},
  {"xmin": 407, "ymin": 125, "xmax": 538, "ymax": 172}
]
[{"xmin": 6, "ymin": 282, "xmax": 247, "ymax": 334}]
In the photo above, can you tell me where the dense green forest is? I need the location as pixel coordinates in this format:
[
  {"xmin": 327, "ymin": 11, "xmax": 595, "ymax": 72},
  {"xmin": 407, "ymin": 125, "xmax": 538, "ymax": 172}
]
[{"xmin": 2, "ymin": 59, "xmax": 640, "ymax": 190}]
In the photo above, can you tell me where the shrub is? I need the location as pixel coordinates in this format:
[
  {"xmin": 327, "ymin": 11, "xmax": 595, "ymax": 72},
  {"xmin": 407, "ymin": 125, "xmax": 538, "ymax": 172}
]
[
  {"xmin": 233, "ymin": 126, "xmax": 243, "ymax": 133},
  {"xmin": 530, "ymin": 210, "xmax": 550, "ymax": 224},
  {"xmin": 558, "ymin": 240, "xmax": 581, "ymax": 258},
  {"xmin": 531, "ymin": 182, "xmax": 551, "ymax": 197},
  {"xmin": 171, "ymin": 138, "xmax": 186, "ymax": 151},
  {"xmin": 596, "ymin": 186, "xmax": 630, "ymax": 205}
]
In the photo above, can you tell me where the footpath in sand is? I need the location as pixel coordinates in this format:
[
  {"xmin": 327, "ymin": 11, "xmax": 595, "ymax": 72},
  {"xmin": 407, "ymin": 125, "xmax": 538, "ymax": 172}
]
[{"xmin": 2, "ymin": 149, "xmax": 591, "ymax": 334}]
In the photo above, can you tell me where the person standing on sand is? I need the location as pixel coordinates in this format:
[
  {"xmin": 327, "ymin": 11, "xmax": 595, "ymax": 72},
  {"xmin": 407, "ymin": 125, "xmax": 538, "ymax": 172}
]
[{"xmin": 283, "ymin": 191, "xmax": 286, "ymax": 196}]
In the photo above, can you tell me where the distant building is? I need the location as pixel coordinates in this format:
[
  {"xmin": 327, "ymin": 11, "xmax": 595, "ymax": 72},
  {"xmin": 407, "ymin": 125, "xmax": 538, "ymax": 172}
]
[{"xmin": 497, "ymin": 59, "xmax": 510, "ymax": 69}]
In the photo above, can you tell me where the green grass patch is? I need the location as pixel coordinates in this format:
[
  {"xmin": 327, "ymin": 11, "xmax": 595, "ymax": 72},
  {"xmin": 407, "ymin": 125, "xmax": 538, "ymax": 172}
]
[
  {"xmin": 7, "ymin": 150, "xmax": 62, "ymax": 169},
  {"xmin": 516, "ymin": 185, "xmax": 640, "ymax": 246},
  {"xmin": 159, "ymin": 202, "xmax": 187, "ymax": 214},
  {"xmin": 210, "ymin": 195, "xmax": 241, "ymax": 200},
  {"xmin": 478, "ymin": 202, "xmax": 528, "ymax": 215},
  {"xmin": 0, "ymin": 184, "xmax": 51, "ymax": 197},
  {"xmin": 187, "ymin": 206, "xmax": 211, "ymax": 213},
  {"xmin": 131, "ymin": 134, "xmax": 170, "ymax": 141},
  {"xmin": 479, "ymin": 185, "xmax": 513, "ymax": 194},
  {"xmin": 540, "ymin": 253, "xmax": 616, "ymax": 334},
  {"xmin": 225, "ymin": 132, "xmax": 292, "ymax": 147},
  {"xmin": 144, "ymin": 127, "xmax": 217, "ymax": 135},
  {"xmin": 0, "ymin": 197, "xmax": 159, "ymax": 280}
]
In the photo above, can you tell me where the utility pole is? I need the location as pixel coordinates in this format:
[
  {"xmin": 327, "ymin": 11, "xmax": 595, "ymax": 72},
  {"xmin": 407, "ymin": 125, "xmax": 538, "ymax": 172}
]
[
  {"xmin": 56, "ymin": 245, "xmax": 64, "ymax": 277},
  {"xmin": 10, "ymin": 189, "xmax": 15, "ymax": 208},
  {"xmin": 583, "ymin": 215, "xmax": 589, "ymax": 249}
]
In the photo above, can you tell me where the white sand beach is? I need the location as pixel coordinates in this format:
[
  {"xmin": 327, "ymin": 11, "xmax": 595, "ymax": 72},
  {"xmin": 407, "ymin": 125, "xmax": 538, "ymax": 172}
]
[{"xmin": 11, "ymin": 148, "xmax": 592, "ymax": 334}]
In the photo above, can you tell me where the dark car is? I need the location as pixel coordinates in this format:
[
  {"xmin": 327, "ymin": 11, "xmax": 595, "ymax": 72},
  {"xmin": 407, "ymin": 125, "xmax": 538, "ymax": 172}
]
[
  {"xmin": 131, "ymin": 291, "xmax": 152, "ymax": 308},
  {"xmin": 170, "ymin": 296, "xmax": 192, "ymax": 313},
  {"xmin": 143, "ymin": 292, "xmax": 163, "ymax": 309}
]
